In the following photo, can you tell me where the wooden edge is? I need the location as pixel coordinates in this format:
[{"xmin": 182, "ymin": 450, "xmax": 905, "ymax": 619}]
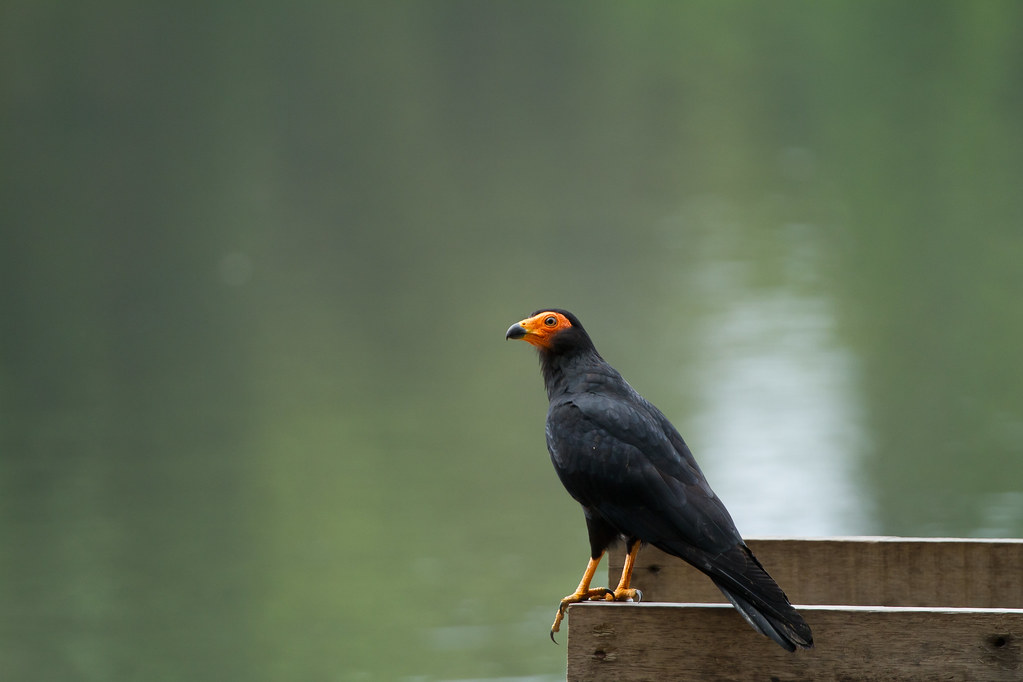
[
  {"xmin": 607, "ymin": 538, "xmax": 1023, "ymax": 607},
  {"xmin": 567, "ymin": 602, "xmax": 1023, "ymax": 681},
  {"xmin": 734, "ymin": 536, "xmax": 1023, "ymax": 544},
  {"xmin": 603, "ymin": 602, "xmax": 1023, "ymax": 615}
]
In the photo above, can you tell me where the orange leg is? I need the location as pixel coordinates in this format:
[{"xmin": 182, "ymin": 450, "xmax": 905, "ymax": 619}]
[
  {"xmin": 550, "ymin": 552, "xmax": 614, "ymax": 641},
  {"xmin": 608, "ymin": 541, "xmax": 643, "ymax": 602}
]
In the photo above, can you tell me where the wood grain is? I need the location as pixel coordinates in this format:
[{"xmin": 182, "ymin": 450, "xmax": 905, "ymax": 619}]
[
  {"xmin": 606, "ymin": 537, "xmax": 1023, "ymax": 608},
  {"xmin": 567, "ymin": 602, "xmax": 1023, "ymax": 681}
]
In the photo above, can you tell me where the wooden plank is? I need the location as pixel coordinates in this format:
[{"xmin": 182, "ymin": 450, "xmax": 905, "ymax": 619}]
[
  {"xmin": 607, "ymin": 537, "xmax": 1023, "ymax": 608},
  {"xmin": 567, "ymin": 602, "xmax": 1023, "ymax": 681}
]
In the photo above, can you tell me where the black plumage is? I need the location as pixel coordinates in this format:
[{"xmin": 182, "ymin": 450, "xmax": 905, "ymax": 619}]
[{"xmin": 506, "ymin": 308, "xmax": 813, "ymax": 651}]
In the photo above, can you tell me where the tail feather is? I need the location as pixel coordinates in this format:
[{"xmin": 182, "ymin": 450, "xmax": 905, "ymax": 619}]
[
  {"xmin": 713, "ymin": 580, "xmax": 812, "ymax": 651},
  {"xmin": 658, "ymin": 540, "xmax": 814, "ymax": 651}
]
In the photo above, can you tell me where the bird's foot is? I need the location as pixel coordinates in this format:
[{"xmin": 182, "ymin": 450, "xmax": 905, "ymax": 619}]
[
  {"xmin": 606, "ymin": 587, "xmax": 642, "ymax": 603},
  {"xmin": 549, "ymin": 587, "xmax": 615, "ymax": 642}
]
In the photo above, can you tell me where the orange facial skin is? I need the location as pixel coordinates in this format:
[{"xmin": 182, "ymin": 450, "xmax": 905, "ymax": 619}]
[{"xmin": 509, "ymin": 311, "xmax": 573, "ymax": 350}]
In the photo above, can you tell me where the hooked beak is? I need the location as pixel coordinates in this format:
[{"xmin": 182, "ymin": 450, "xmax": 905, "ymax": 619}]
[{"xmin": 505, "ymin": 322, "xmax": 528, "ymax": 340}]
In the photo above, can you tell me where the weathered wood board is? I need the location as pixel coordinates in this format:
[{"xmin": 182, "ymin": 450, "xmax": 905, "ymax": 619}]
[
  {"xmin": 567, "ymin": 602, "xmax": 1023, "ymax": 681},
  {"xmin": 606, "ymin": 537, "xmax": 1023, "ymax": 608}
]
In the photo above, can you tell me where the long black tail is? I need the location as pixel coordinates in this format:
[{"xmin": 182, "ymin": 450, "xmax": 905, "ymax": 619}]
[
  {"xmin": 662, "ymin": 541, "xmax": 813, "ymax": 651},
  {"xmin": 712, "ymin": 578, "xmax": 812, "ymax": 652}
]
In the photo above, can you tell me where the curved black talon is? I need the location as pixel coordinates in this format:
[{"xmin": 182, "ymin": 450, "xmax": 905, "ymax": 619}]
[
  {"xmin": 550, "ymin": 630, "xmax": 559, "ymax": 644},
  {"xmin": 633, "ymin": 589, "xmax": 643, "ymax": 603},
  {"xmin": 601, "ymin": 588, "xmax": 615, "ymax": 599}
]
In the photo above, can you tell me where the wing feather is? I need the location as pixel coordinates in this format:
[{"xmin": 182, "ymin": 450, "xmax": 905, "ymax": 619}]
[{"xmin": 546, "ymin": 392, "xmax": 741, "ymax": 555}]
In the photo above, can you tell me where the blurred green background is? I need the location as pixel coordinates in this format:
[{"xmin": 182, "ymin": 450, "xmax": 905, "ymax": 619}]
[{"xmin": 3, "ymin": 2, "xmax": 1023, "ymax": 680}]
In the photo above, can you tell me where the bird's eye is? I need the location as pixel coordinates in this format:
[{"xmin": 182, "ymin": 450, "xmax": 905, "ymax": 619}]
[{"xmin": 544, "ymin": 316, "xmax": 558, "ymax": 327}]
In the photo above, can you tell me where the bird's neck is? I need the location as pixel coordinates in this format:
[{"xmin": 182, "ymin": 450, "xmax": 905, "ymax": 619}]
[{"xmin": 539, "ymin": 348, "xmax": 609, "ymax": 401}]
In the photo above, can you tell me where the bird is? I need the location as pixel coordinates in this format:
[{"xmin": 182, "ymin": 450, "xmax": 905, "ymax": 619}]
[{"xmin": 505, "ymin": 308, "xmax": 813, "ymax": 651}]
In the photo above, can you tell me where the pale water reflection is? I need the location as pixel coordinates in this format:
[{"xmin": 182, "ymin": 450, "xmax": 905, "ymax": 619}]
[{"xmin": 693, "ymin": 291, "xmax": 871, "ymax": 536}]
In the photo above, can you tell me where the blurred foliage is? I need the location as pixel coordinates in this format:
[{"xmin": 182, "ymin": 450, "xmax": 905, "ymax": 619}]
[{"xmin": 2, "ymin": 1, "xmax": 1023, "ymax": 680}]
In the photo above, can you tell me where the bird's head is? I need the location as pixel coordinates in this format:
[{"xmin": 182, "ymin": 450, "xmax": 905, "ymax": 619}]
[{"xmin": 505, "ymin": 308, "xmax": 595, "ymax": 355}]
